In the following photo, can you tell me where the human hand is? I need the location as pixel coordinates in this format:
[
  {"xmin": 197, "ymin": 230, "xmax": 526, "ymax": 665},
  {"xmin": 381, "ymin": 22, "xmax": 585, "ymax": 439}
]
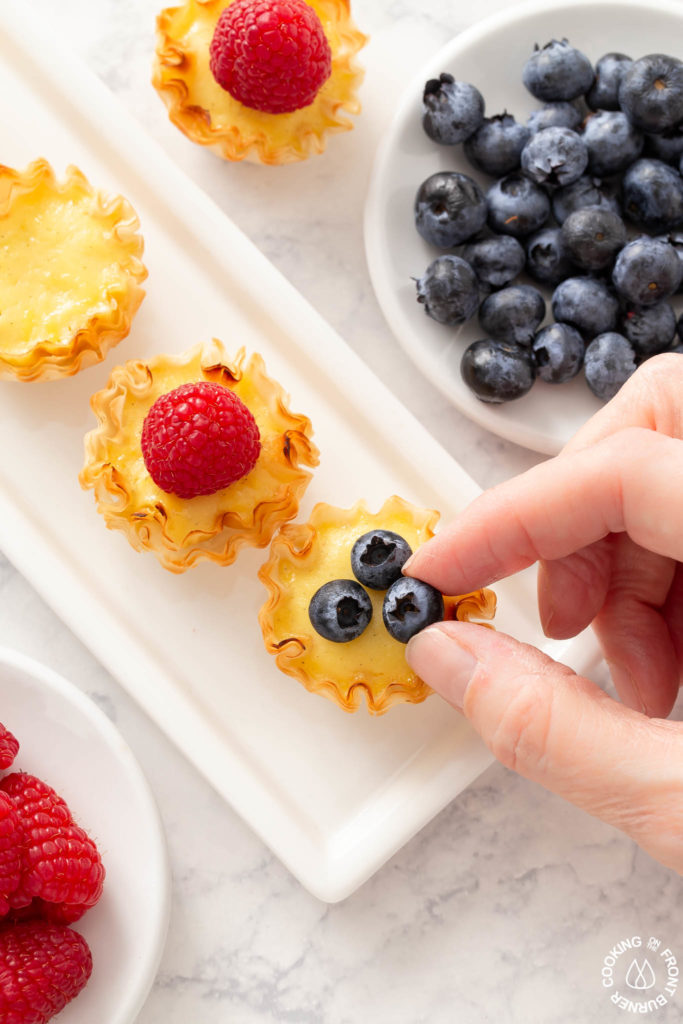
[{"xmin": 404, "ymin": 353, "xmax": 683, "ymax": 874}]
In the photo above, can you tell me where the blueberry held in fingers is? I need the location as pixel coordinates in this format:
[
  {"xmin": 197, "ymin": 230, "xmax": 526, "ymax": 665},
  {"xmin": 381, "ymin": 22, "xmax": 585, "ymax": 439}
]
[
  {"xmin": 351, "ymin": 530, "xmax": 412, "ymax": 590},
  {"xmin": 382, "ymin": 577, "xmax": 444, "ymax": 644}
]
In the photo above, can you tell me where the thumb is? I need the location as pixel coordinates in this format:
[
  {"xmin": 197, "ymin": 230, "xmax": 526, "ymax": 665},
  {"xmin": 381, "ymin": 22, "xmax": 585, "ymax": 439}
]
[{"xmin": 406, "ymin": 621, "xmax": 683, "ymax": 873}]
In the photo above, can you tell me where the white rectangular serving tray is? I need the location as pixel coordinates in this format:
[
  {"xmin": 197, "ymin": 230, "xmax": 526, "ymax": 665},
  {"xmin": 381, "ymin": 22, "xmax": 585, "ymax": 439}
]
[{"xmin": 0, "ymin": 6, "xmax": 600, "ymax": 901}]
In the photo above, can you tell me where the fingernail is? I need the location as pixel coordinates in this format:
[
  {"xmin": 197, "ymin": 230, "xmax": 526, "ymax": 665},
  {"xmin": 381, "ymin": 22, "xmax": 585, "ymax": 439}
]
[{"xmin": 406, "ymin": 627, "xmax": 478, "ymax": 710}]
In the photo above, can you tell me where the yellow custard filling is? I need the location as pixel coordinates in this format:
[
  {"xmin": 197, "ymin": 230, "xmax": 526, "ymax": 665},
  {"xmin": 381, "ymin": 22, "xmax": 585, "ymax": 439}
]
[
  {"xmin": 259, "ymin": 497, "xmax": 497, "ymax": 713},
  {"xmin": 153, "ymin": 0, "xmax": 366, "ymax": 164},
  {"xmin": 80, "ymin": 340, "xmax": 318, "ymax": 571},
  {"xmin": 0, "ymin": 160, "xmax": 146, "ymax": 380}
]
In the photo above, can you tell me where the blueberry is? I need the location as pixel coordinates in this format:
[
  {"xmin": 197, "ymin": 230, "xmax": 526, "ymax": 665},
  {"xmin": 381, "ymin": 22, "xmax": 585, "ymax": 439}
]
[
  {"xmin": 526, "ymin": 101, "xmax": 583, "ymax": 134},
  {"xmin": 621, "ymin": 302, "xmax": 677, "ymax": 357},
  {"xmin": 415, "ymin": 171, "xmax": 488, "ymax": 248},
  {"xmin": 551, "ymin": 276, "xmax": 619, "ymax": 337},
  {"xmin": 461, "ymin": 338, "xmax": 536, "ymax": 403},
  {"xmin": 422, "ymin": 74, "xmax": 485, "ymax": 145},
  {"xmin": 308, "ymin": 579, "xmax": 373, "ymax": 643},
  {"xmin": 464, "ymin": 114, "xmax": 530, "ymax": 177},
  {"xmin": 415, "ymin": 255, "xmax": 480, "ymax": 325},
  {"xmin": 382, "ymin": 577, "xmax": 444, "ymax": 644},
  {"xmin": 486, "ymin": 173, "xmax": 550, "ymax": 237},
  {"xmin": 561, "ymin": 206, "xmax": 627, "ymax": 272},
  {"xmin": 586, "ymin": 52, "xmax": 632, "ymax": 111},
  {"xmin": 584, "ymin": 333, "xmax": 637, "ymax": 400},
  {"xmin": 621, "ymin": 159, "xmax": 683, "ymax": 234},
  {"xmin": 526, "ymin": 227, "xmax": 577, "ymax": 285},
  {"xmin": 582, "ymin": 110, "xmax": 643, "ymax": 177},
  {"xmin": 520, "ymin": 126, "xmax": 588, "ymax": 187},
  {"xmin": 523, "ymin": 39, "xmax": 594, "ymax": 102},
  {"xmin": 655, "ymin": 232, "xmax": 683, "ymax": 289},
  {"xmin": 552, "ymin": 175, "xmax": 621, "ymax": 224},
  {"xmin": 678, "ymin": 312, "xmax": 683, "ymax": 343},
  {"xmin": 478, "ymin": 285, "xmax": 546, "ymax": 346},
  {"xmin": 532, "ymin": 322, "xmax": 585, "ymax": 383},
  {"xmin": 612, "ymin": 237, "xmax": 683, "ymax": 307},
  {"xmin": 618, "ymin": 54, "xmax": 683, "ymax": 134},
  {"xmin": 350, "ymin": 530, "xmax": 412, "ymax": 590},
  {"xmin": 643, "ymin": 126, "xmax": 683, "ymax": 166},
  {"xmin": 462, "ymin": 234, "xmax": 526, "ymax": 289}
]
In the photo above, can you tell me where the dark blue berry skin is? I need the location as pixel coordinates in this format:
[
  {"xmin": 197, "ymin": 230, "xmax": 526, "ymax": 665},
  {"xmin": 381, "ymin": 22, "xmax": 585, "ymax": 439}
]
[
  {"xmin": 621, "ymin": 159, "xmax": 683, "ymax": 234},
  {"xmin": 422, "ymin": 74, "xmax": 485, "ymax": 145},
  {"xmin": 415, "ymin": 255, "xmax": 480, "ymax": 325},
  {"xmin": 621, "ymin": 302, "xmax": 677, "ymax": 357},
  {"xmin": 552, "ymin": 175, "xmax": 621, "ymax": 224},
  {"xmin": 520, "ymin": 126, "xmax": 588, "ymax": 187},
  {"xmin": 551, "ymin": 276, "xmax": 619, "ymax": 338},
  {"xmin": 415, "ymin": 171, "xmax": 487, "ymax": 248},
  {"xmin": 478, "ymin": 285, "xmax": 546, "ymax": 346},
  {"xmin": 655, "ymin": 232, "xmax": 683, "ymax": 290},
  {"xmin": 486, "ymin": 173, "xmax": 550, "ymax": 237},
  {"xmin": 526, "ymin": 227, "xmax": 577, "ymax": 285},
  {"xmin": 586, "ymin": 52, "xmax": 632, "ymax": 111},
  {"xmin": 464, "ymin": 114, "xmax": 530, "ymax": 177},
  {"xmin": 522, "ymin": 39, "xmax": 594, "ymax": 102},
  {"xmin": 462, "ymin": 234, "xmax": 525, "ymax": 289},
  {"xmin": 678, "ymin": 312, "xmax": 683, "ymax": 343},
  {"xmin": 560, "ymin": 206, "xmax": 627, "ymax": 272},
  {"xmin": 526, "ymin": 102, "xmax": 582, "ymax": 134},
  {"xmin": 612, "ymin": 237, "xmax": 683, "ymax": 307},
  {"xmin": 308, "ymin": 580, "xmax": 373, "ymax": 643},
  {"xmin": 618, "ymin": 54, "xmax": 683, "ymax": 134},
  {"xmin": 582, "ymin": 111, "xmax": 643, "ymax": 178},
  {"xmin": 644, "ymin": 127, "xmax": 683, "ymax": 166},
  {"xmin": 584, "ymin": 333, "xmax": 637, "ymax": 400},
  {"xmin": 461, "ymin": 339, "xmax": 536, "ymax": 403},
  {"xmin": 382, "ymin": 577, "xmax": 444, "ymax": 644},
  {"xmin": 532, "ymin": 322, "xmax": 585, "ymax": 383},
  {"xmin": 350, "ymin": 530, "xmax": 412, "ymax": 590}
]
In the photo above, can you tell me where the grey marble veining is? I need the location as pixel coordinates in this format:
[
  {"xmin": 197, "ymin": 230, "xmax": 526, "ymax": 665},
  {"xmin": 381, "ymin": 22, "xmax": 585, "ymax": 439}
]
[{"xmin": 9, "ymin": 2, "xmax": 683, "ymax": 1022}]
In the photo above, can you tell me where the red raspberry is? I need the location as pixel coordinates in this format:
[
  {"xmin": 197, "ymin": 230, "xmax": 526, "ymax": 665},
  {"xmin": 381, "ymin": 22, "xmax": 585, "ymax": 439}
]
[
  {"xmin": 0, "ymin": 774, "xmax": 105, "ymax": 913},
  {"xmin": 0, "ymin": 723, "xmax": 19, "ymax": 770},
  {"xmin": 0, "ymin": 793, "xmax": 21, "ymax": 917},
  {"xmin": 141, "ymin": 381, "xmax": 261, "ymax": 499},
  {"xmin": 209, "ymin": 0, "xmax": 332, "ymax": 114},
  {"xmin": 0, "ymin": 921, "xmax": 92, "ymax": 1023}
]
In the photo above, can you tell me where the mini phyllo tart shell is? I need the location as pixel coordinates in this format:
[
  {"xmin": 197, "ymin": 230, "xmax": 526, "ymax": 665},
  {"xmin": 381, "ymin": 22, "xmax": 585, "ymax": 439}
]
[
  {"xmin": 258, "ymin": 496, "xmax": 497, "ymax": 714},
  {"xmin": 0, "ymin": 159, "xmax": 147, "ymax": 382},
  {"xmin": 152, "ymin": 0, "xmax": 366, "ymax": 164},
  {"xmin": 80, "ymin": 339, "xmax": 319, "ymax": 573}
]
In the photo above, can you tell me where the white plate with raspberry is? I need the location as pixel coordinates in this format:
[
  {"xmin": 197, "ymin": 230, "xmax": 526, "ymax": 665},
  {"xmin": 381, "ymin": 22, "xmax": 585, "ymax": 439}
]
[
  {"xmin": 0, "ymin": 647, "xmax": 170, "ymax": 1023},
  {"xmin": 365, "ymin": 0, "xmax": 683, "ymax": 456}
]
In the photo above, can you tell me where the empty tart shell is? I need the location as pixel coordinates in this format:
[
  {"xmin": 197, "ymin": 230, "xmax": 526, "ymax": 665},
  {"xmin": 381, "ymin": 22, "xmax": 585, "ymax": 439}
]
[
  {"xmin": 0, "ymin": 159, "xmax": 147, "ymax": 382},
  {"xmin": 152, "ymin": 0, "xmax": 367, "ymax": 164},
  {"xmin": 258, "ymin": 495, "xmax": 497, "ymax": 714},
  {"xmin": 80, "ymin": 339, "xmax": 319, "ymax": 572}
]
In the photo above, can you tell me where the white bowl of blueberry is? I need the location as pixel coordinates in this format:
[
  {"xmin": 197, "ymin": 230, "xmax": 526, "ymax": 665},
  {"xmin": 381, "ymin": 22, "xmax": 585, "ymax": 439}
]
[{"xmin": 365, "ymin": 0, "xmax": 683, "ymax": 454}]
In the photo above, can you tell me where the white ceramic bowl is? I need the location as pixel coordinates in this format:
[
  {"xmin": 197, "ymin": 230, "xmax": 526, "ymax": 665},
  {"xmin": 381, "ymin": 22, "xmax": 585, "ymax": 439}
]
[
  {"xmin": 365, "ymin": 0, "xmax": 683, "ymax": 455},
  {"xmin": 0, "ymin": 647, "xmax": 170, "ymax": 1023}
]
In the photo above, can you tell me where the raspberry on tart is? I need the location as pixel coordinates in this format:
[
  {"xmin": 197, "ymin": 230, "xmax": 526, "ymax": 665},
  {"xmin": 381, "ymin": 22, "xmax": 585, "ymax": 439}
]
[
  {"xmin": 258, "ymin": 496, "xmax": 496, "ymax": 714},
  {"xmin": 80, "ymin": 339, "xmax": 319, "ymax": 573},
  {"xmin": 0, "ymin": 159, "xmax": 146, "ymax": 382},
  {"xmin": 152, "ymin": 0, "xmax": 366, "ymax": 164}
]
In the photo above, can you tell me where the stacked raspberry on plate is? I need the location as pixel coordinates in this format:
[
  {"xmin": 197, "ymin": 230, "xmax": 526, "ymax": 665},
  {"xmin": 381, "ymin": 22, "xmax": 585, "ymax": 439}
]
[{"xmin": 0, "ymin": 721, "xmax": 104, "ymax": 1023}]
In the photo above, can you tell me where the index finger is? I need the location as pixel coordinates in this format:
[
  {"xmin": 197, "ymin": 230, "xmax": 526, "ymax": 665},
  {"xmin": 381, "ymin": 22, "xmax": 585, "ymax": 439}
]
[{"xmin": 405, "ymin": 427, "xmax": 683, "ymax": 596}]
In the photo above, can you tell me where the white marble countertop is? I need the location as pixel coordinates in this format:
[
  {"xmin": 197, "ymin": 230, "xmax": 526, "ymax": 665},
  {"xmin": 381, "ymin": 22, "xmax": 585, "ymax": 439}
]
[{"xmin": 9, "ymin": 1, "xmax": 683, "ymax": 1021}]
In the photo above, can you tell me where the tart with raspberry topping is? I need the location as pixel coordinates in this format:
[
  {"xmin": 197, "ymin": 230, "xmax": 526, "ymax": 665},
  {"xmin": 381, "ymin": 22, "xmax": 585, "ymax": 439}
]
[
  {"xmin": 80, "ymin": 339, "xmax": 318, "ymax": 572},
  {"xmin": 258, "ymin": 496, "xmax": 496, "ymax": 714},
  {"xmin": 152, "ymin": 0, "xmax": 366, "ymax": 164},
  {"xmin": 0, "ymin": 159, "xmax": 146, "ymax": 382}
]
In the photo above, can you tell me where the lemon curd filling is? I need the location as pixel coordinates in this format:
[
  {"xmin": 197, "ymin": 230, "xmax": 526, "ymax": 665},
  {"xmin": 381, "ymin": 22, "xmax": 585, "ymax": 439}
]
[
  {"xmin": 0, "ymin": 160, "xmax": 146, "ymax": 381},
  {"xmin": 153, "ymin": 0, "xmax": 366, "ymax": 164},
  {"xmin": 259, "ymin": 497, "xmax": 497, "ymax": 714},
  {"xmin": 80, "ymin": 340, "xmax": 319, "ymax": 572}
]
